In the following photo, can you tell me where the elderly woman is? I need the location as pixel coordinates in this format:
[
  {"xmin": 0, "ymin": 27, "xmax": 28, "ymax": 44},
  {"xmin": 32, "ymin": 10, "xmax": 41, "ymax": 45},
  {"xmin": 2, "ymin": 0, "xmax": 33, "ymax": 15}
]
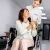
[{"xmin": 11, "ymin": 8, "xmax": 37, "ymax": 50}]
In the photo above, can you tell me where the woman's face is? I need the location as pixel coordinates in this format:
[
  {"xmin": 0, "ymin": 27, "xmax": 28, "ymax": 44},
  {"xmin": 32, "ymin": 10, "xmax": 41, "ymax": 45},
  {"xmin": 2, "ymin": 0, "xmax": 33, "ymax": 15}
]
[
  {"xmin": 23, "ymin": 9, "xmax": 30, "ymax": 20},
  {"xmin": 32, "ymin": 1, "xmax": 40, "ymax": 8}
]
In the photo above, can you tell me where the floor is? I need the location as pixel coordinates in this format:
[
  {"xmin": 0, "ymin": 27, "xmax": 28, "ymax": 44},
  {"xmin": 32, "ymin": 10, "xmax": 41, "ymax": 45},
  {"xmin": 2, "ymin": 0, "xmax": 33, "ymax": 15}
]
[
  {"xmin": 36, "ymin": 40, "xmax": 50, "ymax": 50},
  {"xmin": 40, "ymin": 40, "xmax": 50, "ymax": 50}
]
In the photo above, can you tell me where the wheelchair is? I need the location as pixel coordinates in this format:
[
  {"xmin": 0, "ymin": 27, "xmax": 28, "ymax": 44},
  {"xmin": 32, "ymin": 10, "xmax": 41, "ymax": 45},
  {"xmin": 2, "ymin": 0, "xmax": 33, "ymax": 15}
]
[
  {"xmin": 0, "ymin": 27, "xmax": 17, "ymax": 50},
  {"xmin": 8, "ymin": 28, "xmax": 42, "ymax": 50},
  {"xmin": 0, "ymin": 32, "xmax": 10, "ymax": 50},
  {"xmin": 0, "ymin": 27, "xmax": 42, "ymax": 50}
]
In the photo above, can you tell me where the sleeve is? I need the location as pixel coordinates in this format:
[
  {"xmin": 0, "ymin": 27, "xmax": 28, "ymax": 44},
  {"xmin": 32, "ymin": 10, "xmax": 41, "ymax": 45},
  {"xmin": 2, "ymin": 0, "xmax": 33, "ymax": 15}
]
[
  {"xmin": 31, "ymin": 29, "xmax": 37, "ymax": 37},
  {"xmin": 16, "ymin": 21, "xmax": 28, "ymax": 35},
  {"xmin": 37, "ymin": 10, "xmax": 42, "ymax": 25}
]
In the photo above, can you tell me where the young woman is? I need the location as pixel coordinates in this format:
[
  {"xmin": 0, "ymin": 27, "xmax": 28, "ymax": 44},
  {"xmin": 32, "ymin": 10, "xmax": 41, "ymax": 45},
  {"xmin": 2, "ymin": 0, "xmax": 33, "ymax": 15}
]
[{"xmin": 11, "ymin": 8, "xmax": 37, "ymax": 50}]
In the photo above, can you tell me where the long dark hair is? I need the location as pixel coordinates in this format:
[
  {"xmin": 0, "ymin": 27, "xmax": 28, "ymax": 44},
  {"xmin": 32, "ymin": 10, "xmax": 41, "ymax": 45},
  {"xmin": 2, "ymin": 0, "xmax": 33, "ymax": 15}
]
[
  {"xmin": 18, "ymin": 8, "xmax": 29, "ymax": 22},
  {"xmin": 28, "ymin": 17, "xmax": 31, "ymax": 22}
]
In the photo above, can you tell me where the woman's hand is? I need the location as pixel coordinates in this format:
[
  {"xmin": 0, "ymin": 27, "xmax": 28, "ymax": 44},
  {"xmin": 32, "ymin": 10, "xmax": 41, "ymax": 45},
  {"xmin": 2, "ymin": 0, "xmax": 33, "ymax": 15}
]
[
  {"xmin": 31, "ymin": 21, "xmax": 37, "ymax": 29},
  {"xmin": 27, "ymin": 21, "xmax": 38, "ymax": 30},
  {"xmin": 27, "ymin": 23, "xmax": 33, "ymax": 30}
]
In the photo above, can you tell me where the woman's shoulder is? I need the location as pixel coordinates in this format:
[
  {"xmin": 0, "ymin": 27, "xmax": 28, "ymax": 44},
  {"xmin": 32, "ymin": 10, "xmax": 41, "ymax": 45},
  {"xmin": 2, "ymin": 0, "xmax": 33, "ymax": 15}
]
[{"xmin": 16, "ymin": 20, "xmax": 21, "ymax": 24}]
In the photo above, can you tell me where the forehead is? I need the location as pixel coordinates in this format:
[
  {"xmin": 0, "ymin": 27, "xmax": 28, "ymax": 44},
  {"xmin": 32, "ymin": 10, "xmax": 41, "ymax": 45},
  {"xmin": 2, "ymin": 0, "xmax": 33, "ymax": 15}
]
[
  {"xmin": 33, "ymin": 0, "xmax": 40, "ymax": 3},
  {"xmin": 24, "ymin": 9, "xmax": 29, "ymax": 12}
]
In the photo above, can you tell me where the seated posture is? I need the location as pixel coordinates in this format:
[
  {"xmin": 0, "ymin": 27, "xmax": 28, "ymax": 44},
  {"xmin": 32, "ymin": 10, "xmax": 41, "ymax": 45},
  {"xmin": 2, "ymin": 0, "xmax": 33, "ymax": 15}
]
[{"xmin": 11, "ymin": 8, "xmax": 37, "ymax": 50}]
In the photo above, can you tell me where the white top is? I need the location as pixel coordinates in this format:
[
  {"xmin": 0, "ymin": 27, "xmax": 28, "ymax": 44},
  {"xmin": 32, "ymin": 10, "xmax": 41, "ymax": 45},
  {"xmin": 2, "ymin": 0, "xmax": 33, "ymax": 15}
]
[
  {"xmin": 16, "ymin": 20, "xmax": 37, "ymax": 40},
  {"xmin": 26, "ymin": 5, "xmax": 42, "ymax": 24}
]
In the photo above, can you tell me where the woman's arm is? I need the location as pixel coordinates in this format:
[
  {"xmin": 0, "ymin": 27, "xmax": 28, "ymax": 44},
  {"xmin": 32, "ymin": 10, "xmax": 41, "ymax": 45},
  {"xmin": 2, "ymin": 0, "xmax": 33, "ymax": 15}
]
[
  {"xmin": 27, "ymin": 23, "xmax": 32, "ymax": 30},
  {"xmin": 16, "ymin": 20, "xmax": 28, "ymax": 35},
  {"xmin": 31, "ymin": 21, "xmax": 37, "ymax": 30},
  {"xmin": 31, "ymin": 21, "xmax": 37, "ymax": 37},
  {"xmin": 37, "ymin": 10, "xmax": 42, "ymax": 25}
]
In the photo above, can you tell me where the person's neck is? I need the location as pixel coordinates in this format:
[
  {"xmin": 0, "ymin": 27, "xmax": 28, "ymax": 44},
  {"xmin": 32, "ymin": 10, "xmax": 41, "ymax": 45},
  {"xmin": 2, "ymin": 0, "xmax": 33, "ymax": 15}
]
[{"xmin": 24, "ymin": 18, "xmax": 28, "ymax": 23}]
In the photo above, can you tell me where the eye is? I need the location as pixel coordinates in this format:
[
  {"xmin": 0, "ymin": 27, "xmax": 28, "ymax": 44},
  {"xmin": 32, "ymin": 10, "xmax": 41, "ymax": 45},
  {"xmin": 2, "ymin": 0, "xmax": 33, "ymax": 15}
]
[{"xmin": 34, "ymin": 2, "xmax": 36, "ymax": 4}]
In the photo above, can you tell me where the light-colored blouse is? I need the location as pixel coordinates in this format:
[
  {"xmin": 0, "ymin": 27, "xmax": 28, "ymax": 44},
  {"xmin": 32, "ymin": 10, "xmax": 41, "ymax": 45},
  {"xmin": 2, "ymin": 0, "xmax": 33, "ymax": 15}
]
[
  {"xmin": 16, "ymin": 20, "xmax": 37, "ymax": 40},
  {"xmin": 26, "ymin": 5, "xmax": 42, "ymax": 24}
]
